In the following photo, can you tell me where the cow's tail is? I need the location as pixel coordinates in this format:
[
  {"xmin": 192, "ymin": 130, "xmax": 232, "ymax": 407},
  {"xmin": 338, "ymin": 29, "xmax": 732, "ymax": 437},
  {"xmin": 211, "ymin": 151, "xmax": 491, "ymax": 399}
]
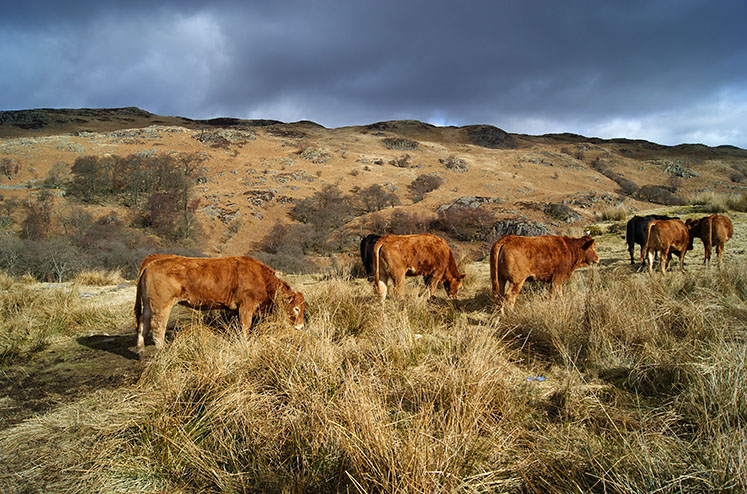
[
  {"xmin": 135, "ymin": 267, "xmax": 151, "ymax": 359},
  {"xmin": 134, "ymin": 269, "xmax": 143, "ymax": 328},
  {"xmin": 373, "ymin": 240, "xmax": 387, "ymax": 300},
  {"xmin": 703, "ymin": 217, "xmax": 714, "ymax": 249},
  {"xmin": 489, "ymin": 241, "xmax": 503, "ymax": 301},
  {"xmin": 641, "ymin": 221, "xmax": 657, "ymax": 265}
]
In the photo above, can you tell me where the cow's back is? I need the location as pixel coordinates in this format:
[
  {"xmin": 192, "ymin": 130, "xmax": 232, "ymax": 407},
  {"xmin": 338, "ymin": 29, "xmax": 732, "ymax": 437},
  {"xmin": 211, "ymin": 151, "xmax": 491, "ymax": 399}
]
[
  {"xmin": 234, "ymin": 256, "xmax": 285, "ymax": 306},
  {"xmin": 647, "ymin": 219, "xmax": 689, "ymax": 251},
  {"xmin": 712, "ymin": 214, "xmax": 734, "ymax": 242},
  {"xmin": 138, "ymin": 253, "xmax": 177, "ymax": 276},
  {"xmin": 497, "ymin": 235, "xmax": 576, "ymax": 281},
  {"xmin": 628, "ymin": 215, "xmax": 675, "ymax": 244},
  {"xmin": 143, "ymin": 256, "xmax": 243, "ymax": 309},
  {"xmin": 378, "ymin": 233, "xmax": 449, "ymax": 268}
]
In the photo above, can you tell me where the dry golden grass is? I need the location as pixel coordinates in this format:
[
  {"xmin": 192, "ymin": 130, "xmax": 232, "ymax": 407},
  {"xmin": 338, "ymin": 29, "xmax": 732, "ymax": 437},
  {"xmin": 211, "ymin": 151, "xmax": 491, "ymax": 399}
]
[
  {"xmin": 597, "ymin": 204, "xmax": 629, "ymax": 221},
  {"xmin": 3, "ymin": 256, "xmax": 746, "ymax": 493},
  {"xmin": 683, "ymin": 190, "xmax": 747, "ymax": 213},
  {"xmin": 73, "ymin": 268, "xmax": 126, "ymax": 286},
  {"xmin": 0, "ymin": 281, "xmax": 123, "ymax": 363}
]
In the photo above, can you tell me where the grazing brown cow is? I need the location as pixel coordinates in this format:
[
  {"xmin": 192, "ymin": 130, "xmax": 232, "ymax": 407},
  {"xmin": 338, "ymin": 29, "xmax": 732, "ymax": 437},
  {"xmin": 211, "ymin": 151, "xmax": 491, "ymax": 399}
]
[
  {"xmin": 685, "ymin": 214, "xmax": 733, "ymax": 268},
  {"xmin": 490, "ymin": 235, "xmax": 599, "ymax": 313},
  {"xmin": 373, "ymin": 233, "xmax": 465, "ymax": 302},
  {"xmin": 135, "ymin": 256, "xmax": 305, "ymax": 358},
  {"xmin": 641, "ymin": 219, "xmax": 691, "ymax": 274}
]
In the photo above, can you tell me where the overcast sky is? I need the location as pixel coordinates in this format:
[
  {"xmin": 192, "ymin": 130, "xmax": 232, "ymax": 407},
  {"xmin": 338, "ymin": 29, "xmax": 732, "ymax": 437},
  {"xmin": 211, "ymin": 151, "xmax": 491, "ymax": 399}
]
[{"xmin": 1, "ymin": 1, "xmax": 746, "ymax": 148}]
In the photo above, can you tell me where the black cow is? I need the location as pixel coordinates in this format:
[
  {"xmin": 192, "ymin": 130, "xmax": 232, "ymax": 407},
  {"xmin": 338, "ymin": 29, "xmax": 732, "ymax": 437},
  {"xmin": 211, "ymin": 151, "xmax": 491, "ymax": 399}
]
[
  {"xmin": 625, "ymin": 214, "xmax": 677, "ymax": 264},
  {"xmin": 360, "ymin": 234, "xmax": 382, "ymax": 278}
]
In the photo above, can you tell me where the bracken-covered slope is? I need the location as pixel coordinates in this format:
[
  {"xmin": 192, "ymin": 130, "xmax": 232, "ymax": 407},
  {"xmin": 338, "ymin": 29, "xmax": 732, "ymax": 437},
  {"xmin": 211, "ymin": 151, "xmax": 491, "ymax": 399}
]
[{"xmin": 1, "ymin": 107, "xmax": 745, "ymax": 256}]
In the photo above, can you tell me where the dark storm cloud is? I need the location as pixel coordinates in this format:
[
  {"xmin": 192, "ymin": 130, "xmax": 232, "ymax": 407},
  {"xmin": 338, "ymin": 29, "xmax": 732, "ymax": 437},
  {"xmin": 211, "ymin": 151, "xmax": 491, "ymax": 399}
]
[{"xmin": 1, "ymin": 0, "xmax": 746, "ymax": 147}]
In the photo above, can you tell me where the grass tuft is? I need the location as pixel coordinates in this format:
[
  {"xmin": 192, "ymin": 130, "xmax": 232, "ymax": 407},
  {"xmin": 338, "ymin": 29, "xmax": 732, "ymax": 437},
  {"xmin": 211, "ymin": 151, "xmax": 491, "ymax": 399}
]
[{"xmin": 73, "ymin": 268, "xmax": 126, "ymax": 286}]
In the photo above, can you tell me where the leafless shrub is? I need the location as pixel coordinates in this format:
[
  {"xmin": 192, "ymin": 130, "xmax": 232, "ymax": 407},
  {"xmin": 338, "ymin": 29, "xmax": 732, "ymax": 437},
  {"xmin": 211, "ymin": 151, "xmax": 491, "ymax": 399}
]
[
  {"xmin": 439, "ymin": 156, "xmax": 470, "ymax": 172},
  {"xmin": 386, "ymin": 210, "xmax": 432, "ymax": 235},
  {"xmin": 433, "ymin": 206, "xmax": 495, "ymax": 241},
  {"xmin": 408, "ymin": 174, "xmax": 444, "ymax": 202},
  {"xmin": 389, "ymin": 154, "xmax": 412, "ymax": 168},
  {"xmin": 356, "ymin": 184, "xmax": 400, "ymax": 213}
]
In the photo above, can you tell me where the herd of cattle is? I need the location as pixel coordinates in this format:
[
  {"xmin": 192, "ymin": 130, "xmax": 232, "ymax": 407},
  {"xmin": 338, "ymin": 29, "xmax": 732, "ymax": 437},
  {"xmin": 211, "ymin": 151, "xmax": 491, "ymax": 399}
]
[{"xmin": 134, "ymin": 213, "xmax": 733, "ymax": 358}]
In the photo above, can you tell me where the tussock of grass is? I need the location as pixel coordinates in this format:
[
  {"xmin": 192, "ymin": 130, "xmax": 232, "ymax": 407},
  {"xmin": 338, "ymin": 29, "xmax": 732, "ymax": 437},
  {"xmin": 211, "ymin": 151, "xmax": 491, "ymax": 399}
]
[
  {"xmin": 0, "ymin": 282, "xmax": 124, "ymax": 363},
  {"xmin": 1, "ymin": 264, "xmax": 746, "ymax": 492},
  {"xmin": 597, "ymin": 204, "xmax": 629, "ymax": 221},
  {"xmin": 73, "ymin": 268, "xmax": 126, "ymax": 286},
  {"xmin": 683, "ymin": 191, "xmax": 747, "ymax": 213},
  {"xmin": 0, "ymin": 271, "xmax": 14, "ymax": 290}
]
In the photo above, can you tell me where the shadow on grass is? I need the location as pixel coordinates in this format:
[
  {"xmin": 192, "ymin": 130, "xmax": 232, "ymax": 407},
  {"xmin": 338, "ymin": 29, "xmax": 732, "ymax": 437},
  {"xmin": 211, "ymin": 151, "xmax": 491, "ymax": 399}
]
[{"xmin": 77, "ymin": 334, "xmax": 140, "ymax": 361}]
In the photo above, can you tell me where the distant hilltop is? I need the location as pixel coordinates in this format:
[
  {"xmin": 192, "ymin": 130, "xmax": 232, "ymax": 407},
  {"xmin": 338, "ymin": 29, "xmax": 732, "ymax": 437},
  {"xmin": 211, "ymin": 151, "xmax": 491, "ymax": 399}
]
[{"xmin": 1, "ymin": 106, "xmax": 744, "ymax": 154}]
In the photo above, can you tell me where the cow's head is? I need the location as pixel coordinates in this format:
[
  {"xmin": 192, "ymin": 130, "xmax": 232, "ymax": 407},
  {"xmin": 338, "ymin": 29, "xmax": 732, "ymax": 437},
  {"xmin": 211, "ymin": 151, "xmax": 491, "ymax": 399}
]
[
  {"xmin": 287, "ymin": 291, "xmax": 305, "ymax": 330},
  {"xmin": 443, "ymin": 273, "xmax": 466, "ymax": 299},
  {"xmin": 580, "ymin": 235, "xmax": 600, "ymax": 266}
]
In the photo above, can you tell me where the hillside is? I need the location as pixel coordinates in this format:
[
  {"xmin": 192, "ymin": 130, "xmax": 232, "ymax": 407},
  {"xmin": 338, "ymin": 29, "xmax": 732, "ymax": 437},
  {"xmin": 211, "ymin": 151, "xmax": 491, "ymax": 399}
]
[{"xmin": 1, "ymin": 107, "xmax": 746, "ymax": 264}]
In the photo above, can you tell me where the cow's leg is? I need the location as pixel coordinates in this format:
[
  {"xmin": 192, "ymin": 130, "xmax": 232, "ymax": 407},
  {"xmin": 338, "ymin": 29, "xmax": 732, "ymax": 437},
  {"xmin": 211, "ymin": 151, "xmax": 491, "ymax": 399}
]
[
  {"xmin": 495, "ymin": 277, "xmax": 507, "ymax": 303},
  {"xmin": 426, "ymin": 270, "xmax": 445, "ymax": 299},
  {"xmin": 639, "ymin": 245, "xmax": 649, "ymax": 267},
  {"xmin": 704, "ymin": 240, "xmax": 712, "ymax": 267},
  {"xmin": 646, "ymin": 250, "xmax": 655, "ymax": 275},
  {"xmin": 391, "ymin": 270, "xmax": 406, "ymax": 297},
  {"xmin": 238, "ymin": 303, "xmax": 258, "ymax": 335},
  {"xmin": 136, "ymin": 302, "xmax": 152, "ymax": 360},
  {"xmin": 494, "ymin": 277, "xmax": 508, "ymax": 314},
  {"xmin": 375, "ymin": 270, "xmax": 389, "ymax": 302},
  {"xmin": 679, "ymin": 250, "xmax": 687, "ymax": 273},
  {"xmin": 423, "ymin": 273, "xmax": 436, "ymax": 298},
  {"xmin": 505, "ymin": 278, "xmax": 526, "ymax": 311},
  {"xmin": 150, "ymin": 298, "xmax": 175, "ymax": 353},
  {"xmin": 716, "ymin": 243, "xmax": 724, "ymax": 268},
  {"xmin": 550, "ymin": 279, "xmax": 564, "ymax": 298},
  {"xmin": 661, "ymin": 248, "xmax": 670, "ymax": 274}
]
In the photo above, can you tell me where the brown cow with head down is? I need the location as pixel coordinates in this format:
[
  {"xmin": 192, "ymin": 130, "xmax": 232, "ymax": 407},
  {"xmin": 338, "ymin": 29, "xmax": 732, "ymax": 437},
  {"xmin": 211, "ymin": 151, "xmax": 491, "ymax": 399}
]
[
  {"xmin": 373, "ymin": 233, "xmax": 465, "ymax": 302},
  {"xmin": 685, "ymin": 214, "xmax": 733, "ymax": 268},
  {"xmin": 641, "ymin": 219, "xmax": 690, "ymax": 274},
  {"xmin": 135, "ymin": 255, "xmax": 305, "ymax": 359},
  {"xmin": 490, "ymin": 234, "xmax": 599, "ymax": 313}
]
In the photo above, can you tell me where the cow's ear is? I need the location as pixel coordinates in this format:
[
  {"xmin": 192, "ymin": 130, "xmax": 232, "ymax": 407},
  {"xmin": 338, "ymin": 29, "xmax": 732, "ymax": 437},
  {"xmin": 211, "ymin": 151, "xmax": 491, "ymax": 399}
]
[
  {"xmin": 582, "ymin": 236, "xmax": 595, "ymax": 250},
  {"xmin": 457, "ymin": 274, "xmax": 466, "ymax": 281}
]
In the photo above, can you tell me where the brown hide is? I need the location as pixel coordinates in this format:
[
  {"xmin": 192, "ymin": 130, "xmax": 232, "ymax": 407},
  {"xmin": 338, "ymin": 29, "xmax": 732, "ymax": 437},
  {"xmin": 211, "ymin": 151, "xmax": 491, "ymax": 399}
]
[
  {"xmin": 138, "ymin": 253, "xmax": 176, "ymax": 275},
  {"xmin": 490, "ymin": 234, "xmax": 599, "ymax": 313},
  {"xmin": 641, "ymin": 219, "xmax": 690, "ymax": 274},
  {"xmin": 136, "ymin": 256, "xmax": 304, "ymax": 358},
  {"xmin": 134, "ymin": 254, "xmax": 178, "ymax": 327},
  {"xmin": 373, "ymin": 233, "xmax": 464, "ymax": 301},
  {"xmin": 685, "ymin": 214, "xmax": 733, "ymax": 267}
]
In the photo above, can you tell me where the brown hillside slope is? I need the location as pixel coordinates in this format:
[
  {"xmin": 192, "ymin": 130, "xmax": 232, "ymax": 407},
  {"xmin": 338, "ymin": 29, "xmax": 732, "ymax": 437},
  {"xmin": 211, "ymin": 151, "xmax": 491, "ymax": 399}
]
[{"xmin": 1, "ymin": 107, "xmax": 745, "ymax": 256}]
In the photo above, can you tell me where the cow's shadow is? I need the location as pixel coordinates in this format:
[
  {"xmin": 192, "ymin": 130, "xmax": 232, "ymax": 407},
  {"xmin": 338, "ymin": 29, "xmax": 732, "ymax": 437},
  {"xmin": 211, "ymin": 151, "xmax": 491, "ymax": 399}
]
[
  {"xmin": 77, "ymin": 309, "xmax": 242, "ymax": 361},
  {"xmin": 77, "ymin": 333, "xmax": 140, "ymax": 360},
  {"xmin": 456, "ymin": 291, "xmax": 495, "ymax": 313}
]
